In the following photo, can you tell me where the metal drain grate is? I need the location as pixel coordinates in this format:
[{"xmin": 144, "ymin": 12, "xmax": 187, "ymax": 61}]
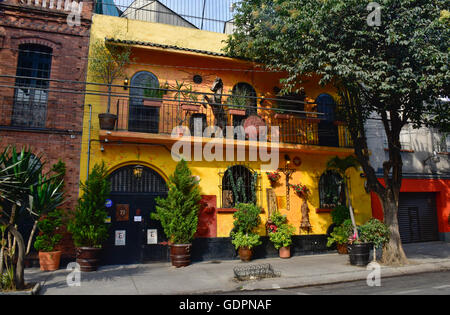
[{"xmin": 233, "ymin": 263, "xmax": 281, "ymax": 281}]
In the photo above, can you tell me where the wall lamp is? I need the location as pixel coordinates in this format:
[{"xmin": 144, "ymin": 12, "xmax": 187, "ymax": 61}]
[{"xmin": 123, "ymin": 77, "xmax": 129, "ymax": 90}]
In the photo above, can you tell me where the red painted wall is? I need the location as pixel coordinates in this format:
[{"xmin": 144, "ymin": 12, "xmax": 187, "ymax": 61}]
[{"xmin": 371, "ymin": 178, "xmax": 450, "ymax": 233}]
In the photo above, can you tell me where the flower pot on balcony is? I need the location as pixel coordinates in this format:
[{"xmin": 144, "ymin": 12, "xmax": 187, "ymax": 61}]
[
  {"xmin": 274, "ymin": 113, "xmax": 291, "ymax": 120},
  {"xmin": 228, "ymin": 108, "xmax": 246, "ymax": 116},
  {"xmin": 143, "ymin": 99, "xmax": 163, "ymax": 107},
  {"xmin": 181, "ymin": 103, "xmax": 201, "ymax": 112},
  {"xmin": 98, "ymin": 113, "xmax": 117, "ymax": 130}
]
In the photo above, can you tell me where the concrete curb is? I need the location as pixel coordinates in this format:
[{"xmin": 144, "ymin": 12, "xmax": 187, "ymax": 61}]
[
  {"xmin": 190, "ymin": 260, "xmax": 450, "ymax": 295},
  {"xmin": 0, "ymin": 282, "xmax": 41, "ymax": 296}
]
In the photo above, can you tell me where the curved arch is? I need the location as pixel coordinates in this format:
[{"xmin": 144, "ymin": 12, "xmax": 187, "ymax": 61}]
[
  {"xmin": 315, "ymin": 93, "xmax": 336, "ymax": 121},
  {"xmin": 128, "ymin": 71, "xmax": 160, "ymax": 133},
  {"xmin": 232, "ymin": 82, "xmax": 257, "ymax": 115},
  {"xmin": 315, "ymin": 93, "xmax": 339, "ymax": 147},
  {"xmin": 107, "ymin": 160, "xmax": 169, "ymax": 183},
  {"xmin": 318, "ymin": 170, "xmax": 346, "ymax": 208},
  {"xmin": 222, "ymin": 164, "xmax": 257, "ymax": 207},
  {"xmin": 108, "ymin": 163, "xmax": 168, "ymax": 194}
]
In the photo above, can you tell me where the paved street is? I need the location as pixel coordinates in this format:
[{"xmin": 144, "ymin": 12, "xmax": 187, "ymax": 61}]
[{"xmin": 222, "ymin": 271, "xmax": 450, "ymax": 295}]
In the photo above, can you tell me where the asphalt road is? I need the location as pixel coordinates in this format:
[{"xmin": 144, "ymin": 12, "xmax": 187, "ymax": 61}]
[{"xmin": 223, "ymin": 271, "xmax": 450, "ymax": 295}]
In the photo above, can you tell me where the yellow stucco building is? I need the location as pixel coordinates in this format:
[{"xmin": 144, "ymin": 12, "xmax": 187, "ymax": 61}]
[{"xmin": 81, "ymin": 13, "xmax": 372, "ymax": 264}]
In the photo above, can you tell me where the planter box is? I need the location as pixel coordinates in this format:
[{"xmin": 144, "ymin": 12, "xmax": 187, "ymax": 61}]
[
  {"xmin": 0, "ymin": 283, "xmax": 41, "ymax": 296},
  {"xmin": 181, "ymin": 103, "xmax": 201, "ymax": 112},
  {"xmin": 274, "ymin": 113, "xmax": 292, "ymax": 120},
  {"xmin": 143, "ymin": 99, "xmax": 163, "ymax": 107},
  {"xmin": 228, "ymin": 108, "xmax": 246, "ymax": 116}
]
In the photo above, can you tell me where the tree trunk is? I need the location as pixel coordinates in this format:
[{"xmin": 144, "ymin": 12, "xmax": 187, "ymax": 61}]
[
  {"xmin": 107, "ymin": 84, "xmax": 112, "ymax": 113},
  {"xmin": 345, "ymin": 181, "xmax": 358, "ymax": 238},
  {"xmin": 380, "ymin": 192, "xmax": 408, "ymax": 265},
  {"xmin": 26, "ymin": 221, "xmax": 38, "ymax": 255},
  {"xmin": 0, "ymin": 219, "xmax": 25, "ymax": 290}
]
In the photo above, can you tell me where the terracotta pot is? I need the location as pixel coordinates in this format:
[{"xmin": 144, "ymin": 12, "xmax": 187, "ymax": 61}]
[
  {"xmin": 181, "ymin": 104, "xmax": 201, "ymax": 112},
  {"xmin": 229, "ymin": 108, "xmax": 246, "ymax": 116},
  {"xmin": 279, "ymin": 246, "xmax": 291, "ymax": 259},
  {"xmin": 38, "ymin": 251, "xmax": 61, "ymax": 271},
  {"xmin": 143, "ymin": 99, "xmax": 163, "ymax": 107},
  {"xmin": 336, "ymin": 243, "xmax": 348, "ymax": 255},
  {"xmin": 238, "ymin": 247, "xmax": 253, "ymax": 262},
  {"xmin": 274, "ymin": 113, "xmax": 291, "ymax": 120},
  {"xmin": 98, "ymin": 113, "xmax": 117, "ymax": 130},
  {"xmin": 170, "ymin": 244, "xmax": 192, "ymax": 268},
  {"xmin": 76, "ymin": 247, "xmax": 102, "ymax": 272}
]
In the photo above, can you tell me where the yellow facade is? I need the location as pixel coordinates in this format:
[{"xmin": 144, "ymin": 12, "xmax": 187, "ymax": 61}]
[{"xmin": 81, "ymin": 14, "xmax": 372, "ymax": 239}]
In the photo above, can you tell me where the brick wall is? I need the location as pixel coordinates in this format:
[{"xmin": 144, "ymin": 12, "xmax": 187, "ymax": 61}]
[{"xmin": 0, "ymin": 1, "xmax": 94, "ymax": 259}]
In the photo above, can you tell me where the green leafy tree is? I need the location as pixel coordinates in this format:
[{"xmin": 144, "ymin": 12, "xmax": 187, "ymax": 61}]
[
  {"xmin": 152, "ymin": 159, "xmax": 201, "ymax": 244},
  {"xmin": 231, "ymin": 203, "xmax": 262, "ymax": 235},
  {"xmin": 226, "ymin": 0, "xmax": 449, "ymax": 265},
  {"xmin": 68, "ymin": 162, "xmax": 110, "ymax": 248},
  {"xmin": 89, "ymin": 39, "xmax": 132, "ymax": 113}
]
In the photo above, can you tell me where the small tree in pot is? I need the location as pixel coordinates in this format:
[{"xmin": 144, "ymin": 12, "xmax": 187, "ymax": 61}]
[
  {"xmin": 151, "ymin": 159, "xmax": 201, "ymax": 267},
  {"xmin": 89, "ymin": 39, "xmax": 132, "ymax": 130},
  {"xmin": 34, "ymin": 209, "xmax": 64, "ymax": 271},
  {"xmin": 267, "ymin": 211, "xmax": 295, "ymax": 258},
  {"xmin": 68, "ymin": 162, "xmax": 110, "ymax": 272}
]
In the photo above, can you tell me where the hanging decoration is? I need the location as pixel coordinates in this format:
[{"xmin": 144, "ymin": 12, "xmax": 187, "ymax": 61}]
[
  {"xmin": 266, "ymin": 171, "xmax": 281, "ymax": 187},
  {"xmin": 290, "ymin": 183, "xmax": 312, "ymax": 233},
  {"xmin": 278, "ymin": 155, "xmax": 296, "ymax": 211}
]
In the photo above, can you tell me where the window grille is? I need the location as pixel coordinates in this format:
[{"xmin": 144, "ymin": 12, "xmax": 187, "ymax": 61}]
[
  {"xmin": 12, "ymin": 44, "xmax": 52, "ymax": 128},
  {"xmin": 318, "ymin": 170, "xmax": 346, "ymax": 208},
  {"xmin": 219, "ymin": 165, "xmax": 260, "ymax": 208}
]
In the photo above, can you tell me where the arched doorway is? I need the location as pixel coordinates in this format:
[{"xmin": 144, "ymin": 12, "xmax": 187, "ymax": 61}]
[{"xmin": 103, "ymin": 164, "xmax": 168, "ymax": 265}]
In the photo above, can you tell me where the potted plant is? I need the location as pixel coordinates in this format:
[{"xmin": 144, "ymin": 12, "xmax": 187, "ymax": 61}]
[
  {"xmin": 89, "ymin": 40, "xmax": 132, "ymax": 130},
  {"xmin": 231, "ymin": 232, "xmax": 262, "ymax": 261},
  {"xmin": 179, "ymin": 84, "xmax": 201, "ymax": 112},
  {"xmin": 226, "ymin": 88, "xmax": 250, "ymax": 116},
  {"xmin": 359, "ymin": 218, "xmax": 389, "ymax": 262},
  {"xmin": 34, "ymin": 209, "xmax": 64, "ymax": 271},
  {"xmin": 68, "ymin": 162, "xmax": 110, "ymax": 272},
  {"xmin": 347, "ymin": 218, "xmax": 389, "ymax": 266},
  {"xmin": 266, "ymin": 171, "xmax": 281, "ymax": 187},
  {"xmin": 151, "ymin": 159, "xmax": 201, "ymax": 267},
  {"xmin": 267, "ymin": 212, "xmax": 295, "ymax": 258},
  {"xmin": 143, "ymin": 80, "xmax": 168, "ymax": 107},
  {"xmin": 326, "ymin": 219, "xmax": 353, "ymax": 254},
  {"xmin": 274, "ymin": 110, "xmax": 292, "ymax": 120},
  {"xmin": 230, "ymin": 203, "xmax": 262, "ymax": 261}
]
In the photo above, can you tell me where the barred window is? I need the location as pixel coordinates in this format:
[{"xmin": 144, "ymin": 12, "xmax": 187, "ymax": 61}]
[
  {"xmin": 221, "ymin": 165, "xmax": 258, "ymax": 208},
  {"xmin": 319, "ymin": 170, "xmax": 346, "ymax": 209},
  {"xmin": 12, "ymin": 44, "xmax": 52, "ymax": 128}
]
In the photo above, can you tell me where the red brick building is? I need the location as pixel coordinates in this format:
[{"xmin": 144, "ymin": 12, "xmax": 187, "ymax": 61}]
[{"xmin": 0, "ymin": 0, "xmax": 93, "ymax": 258}]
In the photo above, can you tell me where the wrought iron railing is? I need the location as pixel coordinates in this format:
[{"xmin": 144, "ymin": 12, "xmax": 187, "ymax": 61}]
[
  {"xmin": 109, "ymin": 95, "xmax": 353, "ymax": 148},
  {"xmin": 95, "ymin": 0, "xmax": 239, "ymax": 34}
]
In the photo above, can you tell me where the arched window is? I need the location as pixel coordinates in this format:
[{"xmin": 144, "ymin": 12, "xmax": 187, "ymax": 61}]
[
  {"xmin": 129, "ymin": 71, "xmax": 160, "ymax": 133},
  {"xmin": 222, "ymin": 165, "xmax": 257, "ymax": 208},
  {"xmin": 319, "ymin": 170, "xmax": 346, "ymax": 209},
  {"xmin": 12, "ymin": 44, "xmax": 53, "ymax": 127},
  {"xmin": 316, "ymin": 93, "xmax": 339, "ymax": 147},
  {"xmin": 232, "ymin": 82, "xmax": 257, "ymax": 116}
]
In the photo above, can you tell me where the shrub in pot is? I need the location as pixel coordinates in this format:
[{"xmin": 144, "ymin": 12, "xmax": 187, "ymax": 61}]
[
  {"xmin": 68, "ymin": 162, "xmax": 110, "ymax": 272},
  {"xmin": 358, "ymin": 218, "xmax": 389, "ymax": 263},
  {"xmin": 348, "ymin": 219, "xmax": 389, "ymax": 266},
  {"xmin": 327, "ymin": 219, "xmax": 353, "ymax": 254},
  {"xmin": 267, "ymin": 211, "xmax": 295, "ymax": 258},
  {"xmin": 151, "ymin": 159, "xmax": 201, "ymax": 267},
  {"xmin": 230, "ymin": 203, "xmax": 262, "ymax": 261},
  {"xmin": 34, "ymin": 209, "xmax": 64, "ymax": 271},
  {"xmin": 231, "ymin": 232, "xmax": 262, "ymax": 262}
]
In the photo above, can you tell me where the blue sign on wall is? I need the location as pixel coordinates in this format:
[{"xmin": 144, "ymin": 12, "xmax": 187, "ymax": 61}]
[{"xmin": 105, "ymin": 199, "xmax": 113, "ymax": 208}]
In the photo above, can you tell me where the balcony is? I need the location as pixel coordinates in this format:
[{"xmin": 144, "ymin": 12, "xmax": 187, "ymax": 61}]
[
  {"xmin": 95, "ymin": 0, "xmax": 238, "ymax": 34},
  {"xmin": 99, "ymin": 91, "xmax": 354, "ymax": 153}
]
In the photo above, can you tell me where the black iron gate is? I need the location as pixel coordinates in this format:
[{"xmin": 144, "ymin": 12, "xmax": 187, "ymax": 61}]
[{"xmin": 102, "ymin": 165, "xmax": 168, "ymax": 265}]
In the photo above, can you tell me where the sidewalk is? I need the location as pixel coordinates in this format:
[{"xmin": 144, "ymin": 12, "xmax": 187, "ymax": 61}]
[{"xmin": 26, "ymin": 242, "xmax": 450, "ymax": 295}]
